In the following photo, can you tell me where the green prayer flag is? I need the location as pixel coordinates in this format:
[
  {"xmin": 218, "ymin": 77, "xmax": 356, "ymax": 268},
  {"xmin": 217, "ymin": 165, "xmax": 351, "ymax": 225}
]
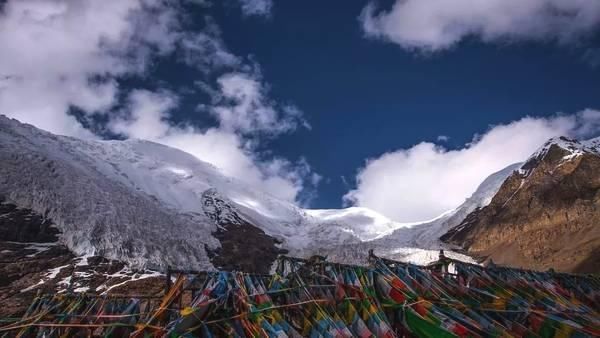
[{"xmin": 405, "ymin": 308, "xmax": 457, "ymax": 338}]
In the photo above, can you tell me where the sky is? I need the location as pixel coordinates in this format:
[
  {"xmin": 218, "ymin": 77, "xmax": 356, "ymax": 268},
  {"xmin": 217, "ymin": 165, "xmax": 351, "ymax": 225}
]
[{"xmin": 1, "ymin": 0, "xmax": 600, "ymax": 222}]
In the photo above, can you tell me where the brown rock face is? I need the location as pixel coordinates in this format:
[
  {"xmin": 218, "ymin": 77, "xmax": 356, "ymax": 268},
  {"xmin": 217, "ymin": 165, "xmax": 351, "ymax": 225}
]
[
  {"xmin": 202, "ymin": 189, "xmax": 287, "ymax": 274},
  {"xmin": 442, "ymin": 140, "xmax": 600, "ymax": 274}
]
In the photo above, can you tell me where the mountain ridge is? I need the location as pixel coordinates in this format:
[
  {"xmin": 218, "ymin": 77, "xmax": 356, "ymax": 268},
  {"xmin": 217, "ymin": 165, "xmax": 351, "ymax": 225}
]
[
  {"xmin": 1, "ymin": 115, "xmax": 477, "ymax": 271},
  {"xmin": 442, "ymin": 136, "xmax": 600, "ymax": 273},
  {"xmin": 3, "ymin": 114, "xmax": 597, "ymax": 274}
]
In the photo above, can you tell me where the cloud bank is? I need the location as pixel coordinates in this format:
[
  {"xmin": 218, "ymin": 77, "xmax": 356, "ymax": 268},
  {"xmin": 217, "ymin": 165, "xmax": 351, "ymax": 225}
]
[
  {"xmin": 345, "ymin": 109, "xmax": 600, "ymax": 222},
  {"xmin": 361, "ymin": 0, "xmax": 600, "ymax": 51},
  {"xmin": 0, "ymin": 0, "xmax": 313, "ymax": 203}
]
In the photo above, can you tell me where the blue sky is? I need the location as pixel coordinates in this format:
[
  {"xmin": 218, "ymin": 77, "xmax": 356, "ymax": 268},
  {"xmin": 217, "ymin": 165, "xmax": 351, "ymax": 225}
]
[
  {"xmin": 2, "ymin": 0, "xmax": 600, "ymax": 221},
  {"xmin": 209, "ymin": 1, "xmax": 600, "ymax": 209}
]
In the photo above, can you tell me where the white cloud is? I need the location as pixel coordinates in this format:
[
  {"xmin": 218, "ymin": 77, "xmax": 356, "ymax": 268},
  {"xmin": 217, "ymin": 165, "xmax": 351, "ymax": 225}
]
[
  {"xmin": 344, "ymin": 109, "xmax": 600, "ymax": 222},
  {"xmin": 210, "ymin": 72, "xmax": 307, "ymax": 135},
  {"xmin": 361, "ymin": 0, "xmax": 600, "ymax": 51},
  {"xmin": 110, "ymin": 89, "xmax": 312, "ymax": 202},
  {"xmin": 110, "ymin": 90, "xmax": 177, "ymax": 140},
  {"xmin": 235, "ymin": 0, "xmax": 273, "ymax": 17},
  {"xmin": 0, "ymin": 0, "xmax": 316, "ymax": 204},
  {"xmin": 179, "ymin": 17, "xmax": 241, "ymax": 71},
  {"xmin": 0, "ymin": 0, "xmax": 179, "ymax": 137}
]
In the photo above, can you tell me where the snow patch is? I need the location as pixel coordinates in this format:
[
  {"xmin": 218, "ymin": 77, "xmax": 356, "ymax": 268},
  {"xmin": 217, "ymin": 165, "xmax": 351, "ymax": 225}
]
[
  {"xmin": 57, "ymin": 276, "xmax": 72, "ymax": 292},
  {"xmin": 23, "ymin": 242, "xmax": 57, "ymax": 257},
  {"xmin": 98, "ymin": 267, "xmax": 162, "ymax": 295},
  {"xmin": 20, "ymin": 264, "xmax": 69, "ymax": 292},
  {"xmin": 21, "ymin": 279, "xmax": 45, "ymax": 293},
  {"xmin": 527, "ymin": 136, "xmax": 600, "ymax": 171},
  {"xmin": 75, "ymin": 254, "xmax": 93, "ymax": 267},
  {"xmin": 166, "ymin": 166, "xmax": 192, "ymax": 179},
  {"xmin": 389, "ymin": 248, "xmax": 477, "ymax": 266},
  {"xmin": 46, "ymin": 264, "xmax": 69, "ymax": 279}
]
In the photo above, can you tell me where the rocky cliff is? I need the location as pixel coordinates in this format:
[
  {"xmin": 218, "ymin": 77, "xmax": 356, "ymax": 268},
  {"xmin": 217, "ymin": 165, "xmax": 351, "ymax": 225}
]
[{"xmin": 442, "ymin": 137, "xmax": 600, "ymax": 273}]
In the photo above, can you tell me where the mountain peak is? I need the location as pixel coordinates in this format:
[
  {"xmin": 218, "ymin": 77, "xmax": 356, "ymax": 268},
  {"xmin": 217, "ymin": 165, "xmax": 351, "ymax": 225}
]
[
  {"xmin": 3, "ymin": 116, "xmax": 469, "ymax": 270},
  {"xmin": 519, "ymin": 135, "xmax": 600, "ymax": 177},
  {"xmin": 443, "ymin": 134, "xmax": 600, "ymax": 273},
  {"xmin": 541, "ymin": 135, "xmax": 600, "ymax": 156}
]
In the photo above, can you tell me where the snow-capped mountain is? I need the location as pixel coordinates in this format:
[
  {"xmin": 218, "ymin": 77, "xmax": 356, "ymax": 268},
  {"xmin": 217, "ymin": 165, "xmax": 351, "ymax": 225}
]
[
  {"xmin": 0, "ymin": 115, "xmax": 519, "ymax": 270},
  {"xmin": 1, "ymin": 116, "xmax": 219, "ymax": 270},
  {"xmin": 313, "ymin": 162, "xmax": 521, "ymax": 265}
]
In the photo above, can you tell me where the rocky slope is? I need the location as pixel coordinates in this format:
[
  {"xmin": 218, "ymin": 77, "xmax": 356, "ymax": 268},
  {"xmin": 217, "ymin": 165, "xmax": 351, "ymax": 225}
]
[
  {"xmin": 442, "ymin": 137, "xmax": 600, "ymax": 273},
  {"xmin": 201, "ymin": 189, "xmax": 287, "ymax": 273},
  {"xmin": 0, "ymin": 199, "xmax": 164, "ymax": 317}
]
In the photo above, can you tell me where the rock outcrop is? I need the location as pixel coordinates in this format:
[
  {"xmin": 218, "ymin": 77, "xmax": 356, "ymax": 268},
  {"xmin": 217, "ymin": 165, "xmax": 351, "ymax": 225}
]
[{"xmin": 201, "ymin": 189, "xmax": 287, "ymax": 274}]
